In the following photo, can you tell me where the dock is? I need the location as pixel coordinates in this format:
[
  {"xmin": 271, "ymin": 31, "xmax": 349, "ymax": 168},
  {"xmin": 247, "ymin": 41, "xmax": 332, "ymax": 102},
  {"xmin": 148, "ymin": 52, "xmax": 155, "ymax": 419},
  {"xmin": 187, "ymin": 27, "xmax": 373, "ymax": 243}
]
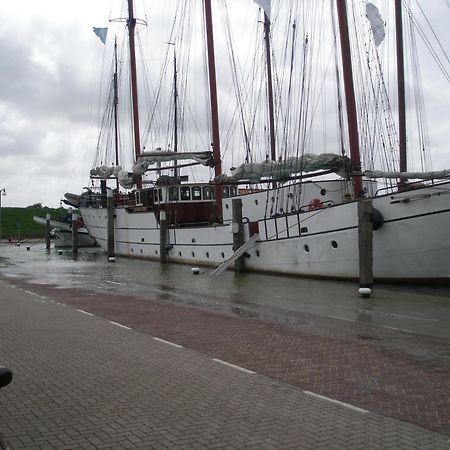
[{"xmin": 0, "ymin": 278, "xmax": 449, "ymax": 449}]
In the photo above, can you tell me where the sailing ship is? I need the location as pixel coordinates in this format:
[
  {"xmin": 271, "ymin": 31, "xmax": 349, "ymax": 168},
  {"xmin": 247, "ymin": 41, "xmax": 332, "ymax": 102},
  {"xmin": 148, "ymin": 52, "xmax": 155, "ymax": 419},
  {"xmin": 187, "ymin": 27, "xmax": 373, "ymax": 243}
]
[{"xmin": 77, "ymin": 0, "xmax": 450, "ymax": 284}]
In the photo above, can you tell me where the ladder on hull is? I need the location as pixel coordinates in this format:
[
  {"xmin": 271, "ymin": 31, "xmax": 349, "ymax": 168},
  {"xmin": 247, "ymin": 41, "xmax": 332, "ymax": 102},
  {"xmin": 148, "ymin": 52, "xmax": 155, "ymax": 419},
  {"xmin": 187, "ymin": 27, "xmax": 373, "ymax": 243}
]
[{"xmin": 211, "ymin": 233, "xmax": 260, "ymax": 276}]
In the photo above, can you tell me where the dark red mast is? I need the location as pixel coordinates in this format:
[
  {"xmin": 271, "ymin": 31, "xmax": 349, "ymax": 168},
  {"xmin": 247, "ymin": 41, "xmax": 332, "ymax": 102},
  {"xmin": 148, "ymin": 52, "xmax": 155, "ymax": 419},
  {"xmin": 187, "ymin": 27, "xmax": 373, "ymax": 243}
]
[
  {"xmin": 203, "ymin": 0, "xmax": 223, "ymax": 219},
  {"xmin": 395, "ymin": 0, "xmax": 407, "ymax": 185},
  {"xmin": 127, "ymin": 0, "xmax": 142, "ymax": 189},
  {"xmin": 336, "ymin": 0, "xmax": 363, "ymax": 198},
  {"xmin": 263, "ymin": 13, "xmax": 276, "ymax": 163}
]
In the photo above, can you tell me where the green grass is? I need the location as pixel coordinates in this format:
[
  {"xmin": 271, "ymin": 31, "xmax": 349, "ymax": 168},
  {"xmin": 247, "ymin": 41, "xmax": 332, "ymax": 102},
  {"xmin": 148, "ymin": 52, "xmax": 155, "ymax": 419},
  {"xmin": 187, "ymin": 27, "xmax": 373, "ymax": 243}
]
[{"xmin": 0, "ymin": 207, "xmax": 74, "ymax": 239}]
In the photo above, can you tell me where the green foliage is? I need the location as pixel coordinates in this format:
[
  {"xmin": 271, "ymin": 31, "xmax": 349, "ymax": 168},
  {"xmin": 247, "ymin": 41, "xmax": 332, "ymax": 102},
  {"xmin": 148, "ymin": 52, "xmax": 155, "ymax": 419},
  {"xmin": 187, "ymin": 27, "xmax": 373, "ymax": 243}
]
[{"xmin": 0, "ymin": 207, "xmax": 75, "ymax": 239}]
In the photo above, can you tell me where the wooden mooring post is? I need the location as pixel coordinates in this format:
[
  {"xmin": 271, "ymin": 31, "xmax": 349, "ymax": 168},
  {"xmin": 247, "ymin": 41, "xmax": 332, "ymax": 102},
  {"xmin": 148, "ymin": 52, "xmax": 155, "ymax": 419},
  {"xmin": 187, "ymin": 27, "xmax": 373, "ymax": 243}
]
[
  {"xmin": 107, "ymin": 190, "xmax": 115, "ymax": 261},
  {"xmin": 45, "ymin": 213, "xmax": 51, "ymax": 251},
  {"xmin": 72, "ymin": 211, "xmax": 79, "ymax": 257},
  {"xmin": 232, "ymin": 198, "xmax": 245, "ymax": 272},
  {"xmin": 159, "ymin": 210, "xmax": 168, "ymax": 264},
  {"xmin": 358, "ymin": 199, "xmax": 373, "ymax": 297}
]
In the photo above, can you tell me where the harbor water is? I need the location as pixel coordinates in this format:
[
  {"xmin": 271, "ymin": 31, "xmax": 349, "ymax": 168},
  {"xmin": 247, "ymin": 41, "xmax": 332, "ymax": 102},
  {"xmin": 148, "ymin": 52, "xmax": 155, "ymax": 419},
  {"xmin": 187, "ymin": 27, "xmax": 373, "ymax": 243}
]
[{"xmin": 0, "ymin": 241, "xmax": 449, "ymax": 340}]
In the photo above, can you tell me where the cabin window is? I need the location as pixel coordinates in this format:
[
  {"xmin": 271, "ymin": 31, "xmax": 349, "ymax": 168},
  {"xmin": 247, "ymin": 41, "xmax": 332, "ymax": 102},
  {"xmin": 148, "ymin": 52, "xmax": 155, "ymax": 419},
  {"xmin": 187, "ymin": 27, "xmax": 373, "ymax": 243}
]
[
  {"xmin": 169, "ymin": 187, "xmax": 179, "ymax": 201},
  {"xmin": 223, "ymin": 186, "xmax": 230, "ymax": 198},
  {"xmin": 135, "ymin": 191, "xmax": 142, "ymax": 205},
  {"xmin": 180, "ymin": 187, "xmax": 191, "ymax": 201},
  {"xmin": 230, "ymin": 186, "xmax": 237, "ymax": 197},
  {"xmin": 203, "ymin": 186, "xmax": 212, "ymax": 200},
  {"xmin": 158, "ymin": 189, "xmax": 163, "ymax": 202},
  {"xmin": 192, "ymin": 186, "xmax": 202, "ymax": 200},
  {"xmin": 154, "ymin": 190, "xmax": 158, "ymax": 202}
]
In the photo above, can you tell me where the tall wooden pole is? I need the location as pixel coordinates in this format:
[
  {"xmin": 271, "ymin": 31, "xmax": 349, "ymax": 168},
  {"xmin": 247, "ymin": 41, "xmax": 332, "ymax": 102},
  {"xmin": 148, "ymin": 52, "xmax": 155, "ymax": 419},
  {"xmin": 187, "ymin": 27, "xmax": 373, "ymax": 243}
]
[
  {"xmin": 204, "ymin": 0, "xmax": 223, "ymax": 220},
  {"xmin": 395, "ymin": 0, "xmax": 407, "ymax": 185},
  {"xmin": 127, "ymin": 0, "xmax": 142, "ymax": 189},
  {"xmin": 264, "ymin": 14, "xmax": 276, "ymax": 163},
  {"xmin": 113, "ymin": 38, "xmax": 120, "ymax": 190},
  {"xmin": 336, "ymin": 0, "xmax": 363, "ymax": 198}
]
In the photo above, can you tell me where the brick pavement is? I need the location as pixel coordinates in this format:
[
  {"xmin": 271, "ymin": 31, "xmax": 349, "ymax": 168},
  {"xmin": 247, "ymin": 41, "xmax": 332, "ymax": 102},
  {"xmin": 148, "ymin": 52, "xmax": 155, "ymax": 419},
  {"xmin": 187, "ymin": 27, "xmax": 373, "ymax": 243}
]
[{"xmin": 0, "ymin": 279, "xmax": 449, "ymax": 449}]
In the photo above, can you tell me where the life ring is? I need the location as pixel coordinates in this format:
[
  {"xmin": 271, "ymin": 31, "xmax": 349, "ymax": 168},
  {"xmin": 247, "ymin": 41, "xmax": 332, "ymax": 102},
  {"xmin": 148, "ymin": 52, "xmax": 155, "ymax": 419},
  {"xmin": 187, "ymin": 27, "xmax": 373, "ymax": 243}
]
[{"xmin": 308, "ymin": 198, "xmax": 324, "ymax": 210}]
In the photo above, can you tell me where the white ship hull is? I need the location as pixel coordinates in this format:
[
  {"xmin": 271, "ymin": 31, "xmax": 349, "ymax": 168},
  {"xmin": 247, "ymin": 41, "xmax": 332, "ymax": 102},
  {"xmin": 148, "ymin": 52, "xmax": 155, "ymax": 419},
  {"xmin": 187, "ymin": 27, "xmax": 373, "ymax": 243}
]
[{"xmin": 80, "ymin": 180, "xmax": 450, "ymax": 283}]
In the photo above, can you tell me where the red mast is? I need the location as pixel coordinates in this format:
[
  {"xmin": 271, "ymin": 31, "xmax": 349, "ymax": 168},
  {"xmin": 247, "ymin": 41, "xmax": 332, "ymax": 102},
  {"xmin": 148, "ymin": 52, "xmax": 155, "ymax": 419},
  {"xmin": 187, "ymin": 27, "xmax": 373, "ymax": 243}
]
[
  {"xmin": 395, "ymin": 0, "xmax": 407, "ymax": 185},
  {"xmin": 203, "ymin": 0, "xmax": 223, "ymax": 219},
  {"xmin": 336, "ymin": 0, "xmax": 363, "ymax": 198},
  {"xmin": 127, "ymin": 0, "xmax": 142, "ymax": 189}
]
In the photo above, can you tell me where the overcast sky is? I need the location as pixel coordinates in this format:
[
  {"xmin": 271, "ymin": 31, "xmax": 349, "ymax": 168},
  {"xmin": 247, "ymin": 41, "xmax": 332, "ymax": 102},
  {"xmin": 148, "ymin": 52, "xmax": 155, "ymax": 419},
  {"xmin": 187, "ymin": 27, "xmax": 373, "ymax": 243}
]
[{"xmin": 0, "ymin": 0, "xmax": 449, "ymax": 208}]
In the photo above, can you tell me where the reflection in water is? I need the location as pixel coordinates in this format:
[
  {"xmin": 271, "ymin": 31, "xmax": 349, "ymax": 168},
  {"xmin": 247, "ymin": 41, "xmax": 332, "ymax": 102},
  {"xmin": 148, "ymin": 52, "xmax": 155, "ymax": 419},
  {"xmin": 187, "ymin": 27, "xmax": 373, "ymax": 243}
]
[{"xmin": 0, "ymin": 243, "xmax": 449, "ymax": 338}]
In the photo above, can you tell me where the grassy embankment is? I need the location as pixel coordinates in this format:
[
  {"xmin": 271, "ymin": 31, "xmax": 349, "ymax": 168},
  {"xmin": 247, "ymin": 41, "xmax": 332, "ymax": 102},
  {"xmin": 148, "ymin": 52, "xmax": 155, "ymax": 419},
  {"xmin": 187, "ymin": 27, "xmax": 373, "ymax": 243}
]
[{"xmin": 0, "ymin": 207, "xmax": 72, "ymax": 240}]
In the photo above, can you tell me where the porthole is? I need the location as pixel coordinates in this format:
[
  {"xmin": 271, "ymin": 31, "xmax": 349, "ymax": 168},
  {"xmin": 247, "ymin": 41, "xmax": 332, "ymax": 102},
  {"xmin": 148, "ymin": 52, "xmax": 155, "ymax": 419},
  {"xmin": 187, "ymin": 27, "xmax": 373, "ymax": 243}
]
[
  {"xmin": 140, "ymin": 249, "xmax": 143, "ymax": 254},
  {"xmin": 256, "ymin": 250, "xmax": 260, "ymax": 258},
  {"xmin": 331, "ymin": 240, "xmax": 338, "ymax": 249},
  {"xmin": 178, "ymin": 251, "xmax": 182, "ymax": 257},
  {"xmin": 192, "ymin": 252, "xmax": 195, "ymax": 258},
  {"xmin": 225, "ymin": 203, "xmax": 229, "ymax": 209},
  {"xmin": 304, "ymin": 244, "xmax": 310, "ymax": 253},
  {"xmin": 255, "ymin": 199, "xmax": 259, "ymax": 205},
  {"xmin": 131, "ymin": 248, "xmax": 134, "ymax": 253},
  {"xmin": 320, "ymin": 188, "xmax": 327, "ymax": 196},
  {"xmin": 206, "ymin": 252, "xmax": 210, "ymax": 258},
  {"xmin": 221, "ymin": 252, "xmax": 225, "ymax": 259},
  {"xmin": 155, "ymin": 250, "xmax": 158, "ymax": 255}
]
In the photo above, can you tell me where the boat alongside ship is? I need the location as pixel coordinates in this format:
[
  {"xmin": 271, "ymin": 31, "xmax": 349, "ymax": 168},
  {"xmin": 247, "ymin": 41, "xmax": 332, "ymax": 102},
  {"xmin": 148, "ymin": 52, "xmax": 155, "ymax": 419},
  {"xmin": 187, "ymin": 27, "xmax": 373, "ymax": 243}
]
[
  {"xmin": 77, "ymin": 0, "xmax": 450, "ymax": 284},
  {"xmin": 33, "ymin": 215, "xmax": 97, "ymax": 248}
]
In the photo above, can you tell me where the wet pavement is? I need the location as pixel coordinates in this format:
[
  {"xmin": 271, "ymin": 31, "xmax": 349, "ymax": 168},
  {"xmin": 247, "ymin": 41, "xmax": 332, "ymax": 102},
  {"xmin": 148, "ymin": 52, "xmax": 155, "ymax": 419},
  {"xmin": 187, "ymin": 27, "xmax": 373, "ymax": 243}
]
[
  {"xmin": 1, "ymin": 280, "xmax": 449, "ymax": 449},
  {"xmin": 0, "ymin": 242, "xmax": 449, "ymax": 447}
]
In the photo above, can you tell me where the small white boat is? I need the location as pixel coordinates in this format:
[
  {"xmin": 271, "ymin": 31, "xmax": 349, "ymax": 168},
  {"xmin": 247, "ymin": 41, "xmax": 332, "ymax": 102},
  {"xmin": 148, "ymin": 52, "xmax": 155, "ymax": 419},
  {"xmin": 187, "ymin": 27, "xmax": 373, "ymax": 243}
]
[{"xmin": 33, "ymin": 216, "xmax": 97, "ymax": 248}]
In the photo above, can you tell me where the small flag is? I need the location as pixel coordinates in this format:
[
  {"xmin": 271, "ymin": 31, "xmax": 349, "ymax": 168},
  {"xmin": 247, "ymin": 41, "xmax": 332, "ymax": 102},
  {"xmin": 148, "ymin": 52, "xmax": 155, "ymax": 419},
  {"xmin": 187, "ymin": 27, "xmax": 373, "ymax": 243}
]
[
  {"xmin": 93, "ymin": 27, "xmax": 108, "ymax": 44},
  {"xmin": 253, "ymin": 0, "xmax": 271, "ymax": 20},
  {"xmin": 366, "ymin": 3, "xmax": 385, "ymax": 47}
]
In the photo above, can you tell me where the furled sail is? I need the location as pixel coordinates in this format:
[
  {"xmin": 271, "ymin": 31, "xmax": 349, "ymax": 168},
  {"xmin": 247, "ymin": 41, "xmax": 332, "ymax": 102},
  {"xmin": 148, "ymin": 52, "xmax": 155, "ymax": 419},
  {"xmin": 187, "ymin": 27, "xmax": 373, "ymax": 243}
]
[
  {"xmin": 363, "ymin": 169, "xmax": 450, "ymax": 180},
  {"xmin": 215, "ymin": 153, "xmax": 351, "ymax": 183},
  {"xmin": 132, "ymin": 151, "xmax": 214, "ymax": 176}
]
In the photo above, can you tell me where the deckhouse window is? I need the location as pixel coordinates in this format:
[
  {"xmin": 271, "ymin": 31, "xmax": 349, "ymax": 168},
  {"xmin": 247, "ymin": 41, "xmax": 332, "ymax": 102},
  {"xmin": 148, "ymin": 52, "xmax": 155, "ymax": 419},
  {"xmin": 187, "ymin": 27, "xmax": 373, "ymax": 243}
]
[
  {"xmin": 203, "ymin": 186, "xmax": 212, "ymax": 200},
  {"xmin": 180, "ymin": 187, "xmax": 191, "ymax": 201},
  {"xmin": 192, "ymin": 186, "xmax": 202, "ymax": 200},
  {"xmin": 169, "ymin": 187, "xmax": 179, "ymax": 201},
  {"xmin": 223, "ymin": 186, "xmax": 230, "ymax": 198},
  {"xmin": 230, "ymin": 186, "xmax": 237, "ymax": 197}
]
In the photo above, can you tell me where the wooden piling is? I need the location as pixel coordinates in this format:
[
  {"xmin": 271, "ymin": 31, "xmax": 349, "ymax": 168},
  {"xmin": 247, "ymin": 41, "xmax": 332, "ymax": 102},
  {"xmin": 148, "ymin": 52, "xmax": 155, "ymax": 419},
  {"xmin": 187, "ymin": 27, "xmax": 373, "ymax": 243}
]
[
  {"xmin": 358, "ymin": 199, "xmax": 373, "ymax": 293},
  {"xmin": 232, "ymin": 198, "xmax": 245, "ymax": 272},
  {"xmin": 45, "ymin": 213, "xmax": 51, "ymax": 251},
  {"xmin": 159, "ymin": 210, "xmax": 167, "ymax": 264},
  {"xmin": 72, "ymin": 212, "xmax": 78, "ymax": 257},
  {"xmin": 107, "ymin": 190, "xmax": 115, "ymax": 259}
]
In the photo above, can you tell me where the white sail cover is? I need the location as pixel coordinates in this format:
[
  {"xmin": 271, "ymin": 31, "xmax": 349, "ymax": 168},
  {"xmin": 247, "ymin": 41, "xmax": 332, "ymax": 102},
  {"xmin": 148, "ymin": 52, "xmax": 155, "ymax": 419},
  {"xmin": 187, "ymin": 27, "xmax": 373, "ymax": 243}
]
[
  {"xmin": 254, "ymin": 0, "xmax": 271, "ymax": 20},
  {"xmin": 133, "ymin": 151, "xmax": 214, "ymax": 176},
  {"xmin": 364, "ymin": 169, "xmax": 450, "ymax": 180},
  {"xmin": 215, "ymin": 153, "xmax": 351, "ymax": 183},
  {"xmin": 366, "ymin": 3, "xmax": 385, "ymax": 46}
]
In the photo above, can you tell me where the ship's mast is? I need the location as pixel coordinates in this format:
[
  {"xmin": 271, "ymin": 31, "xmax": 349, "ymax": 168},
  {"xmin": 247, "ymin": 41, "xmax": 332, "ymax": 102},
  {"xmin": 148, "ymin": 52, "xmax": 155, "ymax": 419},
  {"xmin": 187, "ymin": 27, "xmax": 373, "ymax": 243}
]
[
  {"xmin": 336, "ymin": 0, "xmax": 363, "ymax": 198},
  {"xmin": 203, "ymin": 0, "xmax": 223, "ymax": 219},
  {"xmin": 113, "ymin": 37, "xmax": 120, "ymax": 189},
  {"xmin": 173, "ymin": 47, "xmax": 179, "ymax": 180},
  {"xmin": 395, "ymin": 0, "xmax": 407, "ymax": 185},
  {"xmin": 263, "ymin": 13, "xmax": 276, "ymax": 163},
  {"xmin": 127, "ymin": 0, "xmax": 142, "ymax": 189}
]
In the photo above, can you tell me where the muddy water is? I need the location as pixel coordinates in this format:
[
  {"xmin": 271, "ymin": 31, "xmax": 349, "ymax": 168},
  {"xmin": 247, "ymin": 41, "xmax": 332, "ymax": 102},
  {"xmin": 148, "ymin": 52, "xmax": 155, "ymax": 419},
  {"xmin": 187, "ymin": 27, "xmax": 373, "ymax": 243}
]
[{"xmin": 0, "ymin": 242, "xmax": 449, "ymax": 339}]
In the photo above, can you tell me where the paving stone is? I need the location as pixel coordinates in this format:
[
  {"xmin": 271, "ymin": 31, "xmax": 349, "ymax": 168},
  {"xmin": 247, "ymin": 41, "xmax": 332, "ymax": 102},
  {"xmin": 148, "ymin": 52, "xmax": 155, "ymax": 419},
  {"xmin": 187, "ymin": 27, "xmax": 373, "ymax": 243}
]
[{"xmin": 0, "ymin": 279, "xmax": 449, "ymax": 449}]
